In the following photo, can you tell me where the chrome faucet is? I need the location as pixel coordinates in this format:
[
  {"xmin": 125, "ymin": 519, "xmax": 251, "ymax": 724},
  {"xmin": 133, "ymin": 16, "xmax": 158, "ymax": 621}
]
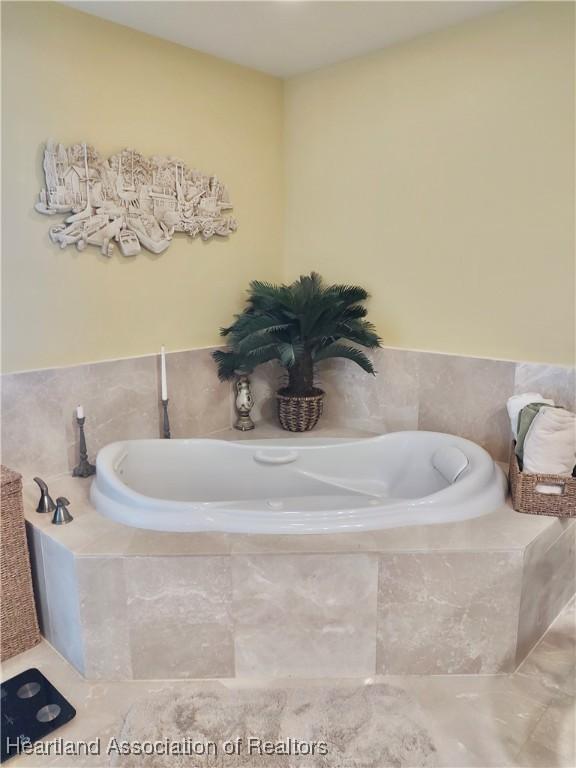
[{"xmin": 33, "ymin": 477, "xmax": 56, "ymax": 515}]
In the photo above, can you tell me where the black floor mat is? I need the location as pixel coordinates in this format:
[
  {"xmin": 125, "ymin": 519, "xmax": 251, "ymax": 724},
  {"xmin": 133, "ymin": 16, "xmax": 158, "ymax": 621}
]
[{"xmin": 1, "ymin": 667, "xmax": 76, "ymax": 762}]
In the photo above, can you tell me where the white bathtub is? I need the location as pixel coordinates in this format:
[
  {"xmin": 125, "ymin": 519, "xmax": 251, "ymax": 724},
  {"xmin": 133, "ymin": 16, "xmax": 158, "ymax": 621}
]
[{"xmin": 91, "ymin": 432, "xmax": 506, "ymax": 534}]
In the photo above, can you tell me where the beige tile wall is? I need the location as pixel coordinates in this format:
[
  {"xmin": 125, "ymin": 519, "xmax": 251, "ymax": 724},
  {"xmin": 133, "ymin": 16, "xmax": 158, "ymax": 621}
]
[
  {"xmin": 26, "ymin": 521, "xmax": 576, "ymax": 680},
  {"xmin": 516, "ymin": 525, "xmax": 576, "ymax": 664},
  {"xmin": 377, "ymin": 551, "xmax": 523, "ymax": 675},
  {"xmin": 251, "ymin": 349, "xmax": 574, "ymax": 462},
  {"xmin": 1, "ymin": 348, "xmax": 232, "ymax": 480},
  {"xmin": 2, "ymin": 346, "xmax": 574, "ymax": 479},
  {"xmin": 124, "ymin": 556, "xmax": 234, "ymax": 679},
  {"xmin": 13, "ymin": 347, "xmax": 574, "ymax": 684},
  {"xmin": 232, "ymin": 554, "xmax": 378, "ymax": 677}
]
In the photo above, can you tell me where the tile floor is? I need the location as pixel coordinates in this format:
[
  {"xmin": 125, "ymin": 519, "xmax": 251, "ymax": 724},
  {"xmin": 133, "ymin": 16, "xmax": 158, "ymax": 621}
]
[{"xmin": 2, "ymin": 597, "xmax": 574, "ymax": 767}]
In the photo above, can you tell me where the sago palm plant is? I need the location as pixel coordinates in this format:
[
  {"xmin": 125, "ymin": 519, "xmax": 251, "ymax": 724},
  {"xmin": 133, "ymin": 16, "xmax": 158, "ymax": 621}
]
[{"xmin": 213, "ymin": 272, "xmax": 381, "ymax": 396}]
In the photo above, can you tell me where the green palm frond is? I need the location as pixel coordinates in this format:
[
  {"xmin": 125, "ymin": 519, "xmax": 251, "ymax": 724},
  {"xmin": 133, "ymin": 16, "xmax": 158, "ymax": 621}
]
[
  {"xmin": 325, "ymin": 284, "xmax": 369, "ymax": 305},
  {"xmin": 337, "ymin": 305, "xmax": 368, "ymax": 321},
  {"xmin": 232, "ymin": 319, "xmax": 291, "ymax": 349},
  {"xmin": 244, "ymin": 344, "xmax": 283, "ymax": 366},
  {"xmin": 278, "ymin": 342, "xmax": 297, "ymax": 368},
  {"xmin": 247, "ymin": 280, "xmax": 300, "ymax": 315},
  {"xmin": 212, "ymin": 349, "xmax": 251, "ymax": 381},
  {"xmin": 313, "ymin": 343, "xmax": 376, "ymax": 374},
  {"xmin": 213, "ymin": 273, "xmax": 381, "ymax": 394},
  {"xmin": 331, "ymin": 320, "xmax": 381, "ymax": 348}
]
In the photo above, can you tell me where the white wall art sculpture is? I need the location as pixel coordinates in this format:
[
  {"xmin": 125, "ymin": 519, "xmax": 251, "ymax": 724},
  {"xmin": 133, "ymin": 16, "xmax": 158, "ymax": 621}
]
[{"xmin": 35, "ymin": 140, "xmax": 237, "ymax": 256}]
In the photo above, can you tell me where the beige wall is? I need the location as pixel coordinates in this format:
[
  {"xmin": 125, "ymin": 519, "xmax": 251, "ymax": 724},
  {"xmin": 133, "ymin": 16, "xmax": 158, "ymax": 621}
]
[
  {"xmin": 1, "ymin": 2, "xmax": 283, "ymax": 372},
  {"xmin": 284, "ymin": 3, "xmax": 575, "ymax": 365},
  {"xmin": 3, "ymin": 2, "xmax": 574, "ymax": 373}
]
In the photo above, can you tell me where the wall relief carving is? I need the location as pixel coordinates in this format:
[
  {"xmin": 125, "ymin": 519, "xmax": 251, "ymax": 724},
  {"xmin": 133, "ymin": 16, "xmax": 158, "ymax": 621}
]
[{"xmin": 35, "ymin": 140, "xmax": 237, "ymax": 256}]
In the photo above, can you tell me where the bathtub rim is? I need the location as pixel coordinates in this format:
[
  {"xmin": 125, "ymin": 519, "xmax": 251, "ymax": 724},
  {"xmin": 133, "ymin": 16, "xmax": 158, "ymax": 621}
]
[{"xmin": 91, "ymin": 431, "xmax": 508, "ymax": 534}]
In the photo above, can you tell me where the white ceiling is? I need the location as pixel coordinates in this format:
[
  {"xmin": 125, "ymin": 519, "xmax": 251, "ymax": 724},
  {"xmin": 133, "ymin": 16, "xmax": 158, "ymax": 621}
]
[{"xmin": 64, "ymin": 1, "xmax": 512, "ymax": 78}]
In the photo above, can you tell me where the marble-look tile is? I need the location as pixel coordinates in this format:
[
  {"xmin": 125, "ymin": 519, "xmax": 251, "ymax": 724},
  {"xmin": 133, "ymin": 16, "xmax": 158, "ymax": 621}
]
[
  {"xmin": 247, "ymin": 347, "xmax": 419, "ymax": 433},
  {"xmin": 514, "ymin": 363, "xmax": 576, "ymax": 411},
  {"xmin": 124, "ymin": 556, "xmax": 234, "ymax": 679},
  {"xmin": 417, "ymin": 353, "xmax": 516, "ymax": 461},
  {"xmin": 377, "ymin": 551, "xmax": 523, "ymax": 674},
  {"xmin": 163, "ymin": 347, "xmax": 232, "ymax": 437},
  {"xmin": 1, "ymin": 356, "xmax": 158, "ymax": 481},
  {"xmin": 77, "ymin": 558, "xmax": 132, "ymax": 680},
  {"xmin": 1, "ymin": 347, "xmax": 233, "ymax": 482},
  {"xmin": 25, "ymin": 523, "xmax": 51, "ymax": 639},
  {"xmin": 4, "ymin": 346, "xmax": 573, "ymax": 490},
  {"xmin": 85, "ymin": 529, "xmax": 233, "ymax": 558},
  {"xmin": 41, "ymin": 533, "xmax": 85, "ymax": 674},
  {"xmin": 247, "ymin": 360, "xmax": 283, "ymax": 424},
  {"xmin": 3, "ymin": 598, "xmax": 576, "ymax": 768},
  {"xmin": 232, "ymin": 554, "xmax": 378, "ymax": 677},
  {"xmin": 515, "ymin": 691, "xmax": 576, "ymax": 767},
  {"xmin": 316, "ymin": 347, "xmax": 420, "ymax": 433},
  {"xmin": 517, "ymin": 597, "xmax": 576, "ymax": 695},
  {"xmin": 0, "ymin": 640, "xmax": 216, "ymax": 768},
  {"xmin": 516, "ymin": 526, "xmax": 576, "ymax": 665},
  {"xmin": 228, "ymin": 509, "xmax": 574, "ymax": 557},
  {"xmin": 205, "ymin": 351, "xmax": 557, "ymax": 456},
  {"xmin": 22, "ymin": 476, "xmax": 136, "ymax": 557},
  {"xmin": 402, "ymin": 671, "xmax": 562, "ymax": 768}
]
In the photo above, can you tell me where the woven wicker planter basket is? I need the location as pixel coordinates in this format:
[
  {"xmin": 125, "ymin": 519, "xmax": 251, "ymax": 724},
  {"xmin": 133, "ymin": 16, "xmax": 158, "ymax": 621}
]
[
  {"xmin": 509, "ymin": 444, "xmax": 576, "ymax": 518},
  {"xmin": 276, "ymin": 388, "xmax": 325, "ymax": 432},
  {"xmin": 1, "ymin": 466, "xmax": 41, "ymax": 661}
]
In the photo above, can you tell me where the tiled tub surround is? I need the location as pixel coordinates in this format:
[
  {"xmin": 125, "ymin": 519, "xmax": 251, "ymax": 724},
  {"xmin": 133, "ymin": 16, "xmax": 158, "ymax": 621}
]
[
  {"xmin": 24, "ymin": 474, "xmax": 575, "ymax": 681},
  {"xmin": 4, "ymin": 346, "xmax": 575, "ymax": 680},
  {"xmin": 248, "ymin": 350, "xmax": 574, "ymax": 462},
  {"xmin": 1, "ymin": 347, "xmax": 233, "ymax": 482},
  {"xmin": 2, "ymin": 345, "xmax": 574, "ymax": 483}
]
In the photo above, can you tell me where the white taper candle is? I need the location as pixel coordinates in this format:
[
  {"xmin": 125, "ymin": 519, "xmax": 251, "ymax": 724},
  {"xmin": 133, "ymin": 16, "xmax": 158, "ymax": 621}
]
[{"xmin": 161, "ymin": 346, "xmax": 168, "ymax": 401}]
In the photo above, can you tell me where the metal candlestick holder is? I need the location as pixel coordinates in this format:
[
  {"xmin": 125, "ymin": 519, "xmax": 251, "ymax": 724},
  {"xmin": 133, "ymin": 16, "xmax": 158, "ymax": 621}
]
[
  {"xmin": 72, "ymin": 416, "xmax": 96, "ymax": 477},
  {"xmin": 162, "ymin": 399, "xmax": 171, "ymax": 439}
]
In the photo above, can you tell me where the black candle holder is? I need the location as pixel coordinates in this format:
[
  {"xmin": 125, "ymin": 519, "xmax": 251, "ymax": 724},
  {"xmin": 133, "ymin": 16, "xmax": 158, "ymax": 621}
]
[
  {"xmin": 72, "ymin": 416, "xmax": 96, "ymax": 477},
  {"xmin": 162, "ymin": 399, "xmax": 171, "ymax": 439}
]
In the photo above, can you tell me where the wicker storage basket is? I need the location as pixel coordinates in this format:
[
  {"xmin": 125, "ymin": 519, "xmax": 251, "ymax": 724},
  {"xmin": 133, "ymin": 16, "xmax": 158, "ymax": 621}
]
[
  {"xmin": 0, "ymin": 466, "xmax": 41, "ymax": 660},
  {"xmin": 509, "ymin": 444, "xmax": 576, "ymax": 518},
  {"xmin": 277, "ymin": 388, "xmax": 324, "ymax": 432}
]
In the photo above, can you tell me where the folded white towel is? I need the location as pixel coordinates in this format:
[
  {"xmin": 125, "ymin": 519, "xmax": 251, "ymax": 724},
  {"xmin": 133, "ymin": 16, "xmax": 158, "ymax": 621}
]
[
  {"xmin": 523, "ymin": 406, "xmax": 576, "ymax": 475},
  {"xmin": 506, "ymin": 393, "xmax": 555, "ymax": 440}
]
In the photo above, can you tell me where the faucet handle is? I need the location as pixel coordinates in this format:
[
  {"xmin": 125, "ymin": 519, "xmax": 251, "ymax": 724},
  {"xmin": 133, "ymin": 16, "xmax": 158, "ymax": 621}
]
[
  {"xmin": 33, "ymin": 477, "xmax": 56, "ymax": 514},
  {"xmin": 52, "ymin": 497, "xmax": 73, "ymax": 526}
]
